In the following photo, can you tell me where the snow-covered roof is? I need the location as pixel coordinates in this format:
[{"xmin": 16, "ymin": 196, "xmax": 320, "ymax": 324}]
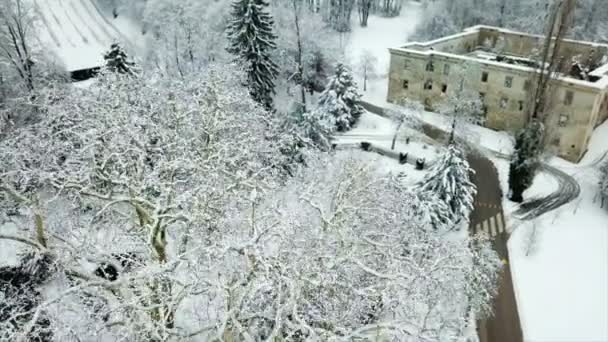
[{"xmin": 35, "ymin": 0, "xmax": 145, "ymax": 71}]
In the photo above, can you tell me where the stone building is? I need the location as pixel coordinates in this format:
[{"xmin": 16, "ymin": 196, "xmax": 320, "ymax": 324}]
[{"xmin": 387, "ymin": 25, "xmax": 608, "ymax": 162}]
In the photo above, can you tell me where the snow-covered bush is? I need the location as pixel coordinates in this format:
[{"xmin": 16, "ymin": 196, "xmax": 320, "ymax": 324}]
[{"xmin": 103, "ymin": 43, "xmax": 138, "ymax": 75}]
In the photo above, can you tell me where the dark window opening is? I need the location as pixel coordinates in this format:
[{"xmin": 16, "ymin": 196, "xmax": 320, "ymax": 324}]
[
  {"xmin": 403, "ymin": 80, "xmax": 409, "ymax": 89},
  {"xmin": 443, "ymin": 64, "xmax": 450, "ymax": 75},
  {"xmin": 441, "ymin": 84, "xmax": 448, "ymax": 93},
  {"xmin": 564, "ymin": 90, "xmax": 574, "ymax": 106},
  {"xmin": 481, "ymin": 71, "xmax": 489, "ymax": 83}
]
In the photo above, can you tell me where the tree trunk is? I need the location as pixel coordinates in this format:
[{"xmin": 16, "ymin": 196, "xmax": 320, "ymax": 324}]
[{"xmin": 292, "ymin": 0, "xmax": 307, "ymax": 111}]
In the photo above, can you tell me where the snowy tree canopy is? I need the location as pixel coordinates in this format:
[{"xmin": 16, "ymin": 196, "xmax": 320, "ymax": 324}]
[
  {"xmin": 417, "ymin": 144, "xmax": 477, "ymax": 227},
  {"xmin": 0, "ymin": 64, "xmax": 300, "ymax": 339},
  {"xmin": 142, "ymin": 0, "xmax": 230, "ymax": 75},
  {"xmin": 227, "ymin": 0, "xmax": 279, "ymax": 109},
  {"xmin": 317, "ymin": 63, "xmax": 364, "ymax": 131},
  {"xmin": 414, "ymin": 0, "xmax": 608, "ymax": 43}
]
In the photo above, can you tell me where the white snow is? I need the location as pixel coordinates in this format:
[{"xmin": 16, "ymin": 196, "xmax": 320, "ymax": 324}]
[
  {"xmin": 507, "ymin": 121, "xmax": 608, "ymax": 342},
  {"xmin": 34, "ymin": 0, "xmax": 144, "ymax": 71},
  {"xmin": 0, "ymin": 222, "xmax": 23, "ymax": 267},
  {"xmin": 347, "ymin": 3, "xmax": 608, "ymax": 341},
  {"xmin": 334, "ymin": 111, "xmax": 441, "ymax": 180}
]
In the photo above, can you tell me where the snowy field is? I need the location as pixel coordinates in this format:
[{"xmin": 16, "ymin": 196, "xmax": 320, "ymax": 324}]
[
  {"xmin": 507, "ymin": 120, "xmax": 608, "ymax": 342},
  {"xmin": 346, "ymin": 3, "xmax": 608, "ymax": 341},
  {"xmin": 34, "ymin": 0, "xmax": 144, "ymax": 71}
]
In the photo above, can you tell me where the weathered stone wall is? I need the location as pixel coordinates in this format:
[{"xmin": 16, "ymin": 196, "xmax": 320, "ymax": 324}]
[{"xmin": 387, "ymin": 46, "xmax": 604, "ymax": 162}]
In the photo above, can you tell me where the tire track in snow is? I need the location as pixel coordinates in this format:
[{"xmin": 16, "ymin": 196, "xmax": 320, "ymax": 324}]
[
  {"xmin": 85, "ymin": 0, "xmax": 135, "ymax": 48},
  {"xmin": 34, "ymin": 1, "xmax": 62, "ymax": 48},
  {"xmin": 68, "ymin": 0, "xmax": 106, "ymax": 47},
  {"xmin": 57, "ymin": 0, "xmax": 89, "ymax": 44},
  {"xmin": 37, "ymin": 0, "xmax": 77, "ymax": 48},
  {"xmin": 77, "ymin": 0, "xmax": 117, "ymax": 45}
]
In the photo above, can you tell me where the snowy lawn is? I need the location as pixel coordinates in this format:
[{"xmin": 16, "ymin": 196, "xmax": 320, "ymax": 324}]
[
  {"xmin": 334, "ymin": 111, "xmax": 442, "ymax": 182},
  {"xmin": 507, "ymin": 120, "xmax": 608, "ymax": 342}
]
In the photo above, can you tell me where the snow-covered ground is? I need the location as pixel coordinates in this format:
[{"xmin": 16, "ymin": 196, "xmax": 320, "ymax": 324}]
[
  {"xmin": 334, "ymin": 112, "xmax": 440, "ymax": 183},
  {"xmin": 34, "ymin": 0, "xmax": 144, "ymax": 71},
  {"xmin": 347, "ymin": 3, "xmax": 608, "ymax": 341},
  {"xmin": 346, "ymin": 1, "xmax": 422, "ymax": 105},
  {"xmin": 507, "ymin": 120, "xmax": 608, "ymax": 342}
]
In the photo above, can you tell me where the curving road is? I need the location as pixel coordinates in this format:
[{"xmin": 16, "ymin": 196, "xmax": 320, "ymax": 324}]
[
  {"xmin": 513, "ymin": 163, "xmax": 580, "ymax": 221},
  {"xmin": 360, "ymin": 102, "xmax": 523, "ymax": 342}
]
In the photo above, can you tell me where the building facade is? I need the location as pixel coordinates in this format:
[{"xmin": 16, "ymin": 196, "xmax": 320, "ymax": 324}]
[{"xmin": 387, "ymin": 25, "xmax": 608, "ymax": 162}]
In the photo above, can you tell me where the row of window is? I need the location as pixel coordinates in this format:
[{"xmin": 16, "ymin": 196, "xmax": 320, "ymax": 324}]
[
  {"xmin": 407, "ymin": 59, "xmax": 575, "ymax": 105},
  {"xmin": 402, "ymin": 79, "xmax": 573, "ymax": 127}
]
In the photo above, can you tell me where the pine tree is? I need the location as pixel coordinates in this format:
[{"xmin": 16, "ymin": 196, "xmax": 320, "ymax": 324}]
[
  {"xmin": 417, "ymin": 144, "xmax": 477, "ymax": 227},
  {"xmin": 508, "ymin": 119, "xmax": 544, "ymax": 203},
  {"xmin": 103, "ymin": 43, "xmax": 137, "ymax": 75},
  {"xmin": 317, "ymin": 63, "xmax": 364, "ymax": 131},
  {"xmin": 227, "ymin": 0, "xmax": 279, "ymax": 109}
]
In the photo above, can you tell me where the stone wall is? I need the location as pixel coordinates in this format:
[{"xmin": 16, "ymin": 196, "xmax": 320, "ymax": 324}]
[{"xmin": 387, "ymin": 45, "xmax": 605, "ymax": 162}]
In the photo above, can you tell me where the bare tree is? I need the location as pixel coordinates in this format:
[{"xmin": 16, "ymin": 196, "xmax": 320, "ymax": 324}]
[
  {"xmin": 357, "ymin": 0, "xmax": 372, "ymax": 27},
  {"xmin": 0, "ymin": 0, "xmax": 36, "ymax": 92},
  {"xmin": 357, "ymin": 49, "xmax": 377, "ymax": 91}
]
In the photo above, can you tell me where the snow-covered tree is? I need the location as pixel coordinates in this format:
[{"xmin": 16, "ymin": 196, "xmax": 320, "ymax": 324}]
[
  {"xmin": 269, "ymin": 0, "xmax": 340, "ymax": 113},
  {"xmin": 0, "ymin": 64, "xmax": 298, "ymax": 340},
  {"xmin": 317, "ymin": 63, "xmax": 364, "ymax": 131},
  {"xmin": 438, "ymin": 63, "xmax": 485, "ymax": 144},
  {"xmin": 103, "ymin": 43, "xmax": 137, "ymax": 75},
  {"xmin": 227, "ymin": 0, "xmax": 279, "ymax": 109},
  {"xmin": 322, "ymin": 0, "xmax": 355, "ymax": 32},
  {"xmin": 228, "ymin": 153, "xmax": 500, "ymax": 340},
  {"xmin": 142, "ymin": 0, "xmax": 230, "ymax": 76},
  {"xmin": 0, "ymin": 0, "xmax": 36, "ymax": 92},
  {"xmin": 386, "ymin": 98, "xmax": 423, "ymax": 150},
  {"xmin": 417, "ymin": 144, "xmax": 477, "ymax": 227},
  {"xmin": 357, "ymin": 49, "xmax": 377, "ymax": 91},
  {"xmin": 508, "ymin": 119, "xmax": 544, "ymax": 203}
]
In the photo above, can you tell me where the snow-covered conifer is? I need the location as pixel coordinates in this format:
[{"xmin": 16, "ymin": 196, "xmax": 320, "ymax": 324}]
[
  {"xmin": 417, "ymin": 144, "xmax": 477, "ymax": 226},
  {"xmin": 227, "ymin": 0, "xmax": 279, "ymax": 109},
  {"xmin": 508, "ymin": 119, "xmax": 544, "ymax": 202},
  {"xmin": 103, "ymin": 43, "xmax": 137, "ymax": 75},
  {"xmin": 317, "ymin": 63, "xmax": 364, "ymax": 131}
]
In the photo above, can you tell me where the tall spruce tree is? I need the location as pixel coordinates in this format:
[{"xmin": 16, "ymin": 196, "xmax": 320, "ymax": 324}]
[
  {"xmin": 417, "ymin": 144, "xmax": 477, "ymax": 227},
  {"xmin": 227, "ymin": 0, "xmax": 279, "ymax": 109},
  {"xmin": 317, "ymin": 63, "xmax": 363, "ymax": 131}
]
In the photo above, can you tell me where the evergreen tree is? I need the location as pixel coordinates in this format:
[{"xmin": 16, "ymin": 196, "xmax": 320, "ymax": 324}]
[
  {"xmin": 417, "ymin": 144, "xmax": 477, "ymax": 227},
  {"xmin": 227, "ymin": 0, "xmax": 279, "ymax": 109},
  {"xmin": 103, "ymin": 43, "xmax": 137, "ymax": 75},
  {"xmin": 508, "ymin": 119, "xmax": 544, "ymax": 203},
  {"xmin": 317, "ymin": 63, "xmax": 363, "ymax": 131}
]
